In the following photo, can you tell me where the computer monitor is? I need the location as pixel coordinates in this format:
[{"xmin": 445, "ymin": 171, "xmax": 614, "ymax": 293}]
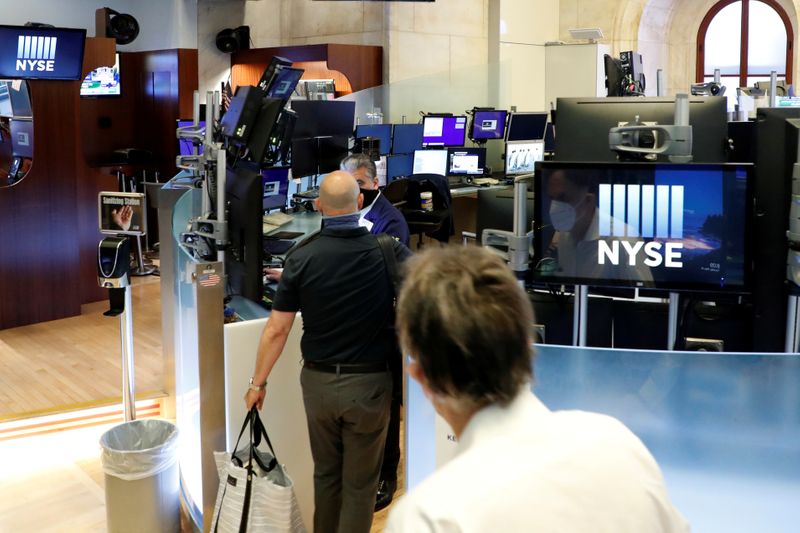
[
  {"xmin": 262, "ymin": 167, "xmax": 290, "ymax": 212},
  {"xmin": 544, "ymin": 122, "xmax": 556, "ymax": 153},
  {"xmin": 80, "ymin": 52, "xmax": 120, "ymax": 97},
  {"xmin": 422, "ymin": 115, "xmax": 467, "ymax": 147},
  {"xmin": 532, "ymin": 161, "xmax": 753, "ymax": 293},
  {"xmin": 392, "ymin": 124, "xmax": 424, "ymax": 154},
  {"xmin": 470, "ymin": 110, "xmax": 508, "ymax": 141},
  {"xmin": 505, "ymin": 141, "xmax": 543, "ymax": 175},
  {"xmin": 412, "ymin": 149, "xmax": 448, "ymax": 175},
  {"xmin": 265, "ymin": 66, "xmax": 304, "ymax": 100},
  {"xmin": 9, "ymin": 118, "xmax": 33, "ymax": 158},
  {"xmin": 225, "ymin": 162, "xmax": 264, "ymax": 302},
  {"xmin": 177, "ymin": 119, "xmax": 206, "ymax": 156},
  {"xmin": 387, "ymin": 153, "xmax": 414, "ymax": 182},
  {"xmin": 291, "ymin": 138, "xmax": 318, "ymax": 178},
  {"xmin": 506, "ymin": 112, "xmax": 548, "ymax": 142},
  {"xmin": 554, "ymin": 97, "xmax": 728, "ymax": 163},
  {"xmin": 355, "ymin": 124, "xmax": 393, "ymax": 155},
  {"xmin": 604, "ymin": 54, "xmax": 625, "ymax": 97},
  {"xmin": 292, "ymin": 100, "xmax": 356, "ymax": 138},
  {"xmin": 447, "ymin": 147, "xmax": 486, "ymax": 176}
]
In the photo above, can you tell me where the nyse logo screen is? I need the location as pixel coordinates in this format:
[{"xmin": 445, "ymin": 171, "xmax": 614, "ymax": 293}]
[
  {"xmin": 0, "ymin": 25, "xmax": 85, "ymax": 80},
  {"xmin": 597, "ymin": 184, "xmax": 686, "ymax": 269}
]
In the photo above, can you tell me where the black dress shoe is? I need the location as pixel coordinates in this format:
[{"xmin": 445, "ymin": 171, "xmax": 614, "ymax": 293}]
[{"xmin": 374, "ymin": 478, "xmax": 397, "ymax": 512}]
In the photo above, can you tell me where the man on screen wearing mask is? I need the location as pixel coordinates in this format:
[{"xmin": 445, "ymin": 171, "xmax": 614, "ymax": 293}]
[
  {"xmin": 340, "ymin": 153, "xmax": 410, "ymax": 511},
  {"xmin": 341, "ymin": 153, "xmax": 410, "ymax": 247},
  {"xmin": 545, "ymin": 169, "xmax": 653, "ymax": 283}
]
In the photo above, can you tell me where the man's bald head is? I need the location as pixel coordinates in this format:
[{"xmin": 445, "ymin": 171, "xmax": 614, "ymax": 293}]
[{"xmin": 317, "ymin": 171, "xmax": 362, "ymax": 216}]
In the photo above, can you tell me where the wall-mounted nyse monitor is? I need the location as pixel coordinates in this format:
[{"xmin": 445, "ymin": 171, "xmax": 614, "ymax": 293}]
[
  {"xmin": 412, "ymin": 149, "xmax": 448, "ymax": 176},
  {"xmin": 80, "ymin": 53, "xmax": 120, "ymax": 97},
  {"xmin": 0, "ymin": 25, "xmax": 86, "ymax": 80},
  {"xmin": 422, "ymin": 115, "xmax": 467, "ymax": 147},
  {"xmin": 447, "ymin": 147, "xmax": 486, "ymax": 176},
  {"xmin": 355, "ymin": 124, "xmax": 392, "ymax": 155},
  {"xmin": 532, "ymin": 162, "xmax": 753, "ymax": 293},
  {"xmin": 470, "ymin": 110, "xmax": 507, "ymax": 141},
  {"xmin": 505, "ymin": 141, "xmax": 543, "ymax": 175},
  {"xmin": 392, "ymin": 123, "xmax": 423, "ymax": 154},
  {"xmin": 506, "ymin": 112, "xmax": 548, "ymax": 142}
]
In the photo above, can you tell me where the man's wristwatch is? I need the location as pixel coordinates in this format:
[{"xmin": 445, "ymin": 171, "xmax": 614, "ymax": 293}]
[{"xmin": 248, "ymin": 377, "xmax": 267, "ymax": 392}]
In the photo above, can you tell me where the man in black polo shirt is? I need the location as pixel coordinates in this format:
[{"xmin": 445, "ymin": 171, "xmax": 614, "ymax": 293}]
[{"xmin": 245, "ymin": 171, "xmax": 410, "ymax": 533}]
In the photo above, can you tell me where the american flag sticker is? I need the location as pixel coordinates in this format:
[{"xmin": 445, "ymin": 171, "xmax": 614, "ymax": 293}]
[{"xmin": 198, "ymin": 271, "xmax": 221, "ymax": 287}]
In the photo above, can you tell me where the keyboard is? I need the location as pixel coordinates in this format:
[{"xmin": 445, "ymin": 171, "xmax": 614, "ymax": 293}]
[
  {"xmin": 264, "ymin": 212, "xmax": 294, "ymax": 226},
  {"xmin": 472, "ymin": 178, "xmax": 500, "ymax": 186}
]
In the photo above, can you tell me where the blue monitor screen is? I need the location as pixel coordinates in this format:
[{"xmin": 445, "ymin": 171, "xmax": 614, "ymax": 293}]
[
  {"xmin": 262, "ymin": 167, "xmax": 290, "ymax": 212},
  {"xmin": 386, "ymin": 153, "xmax": 413, "ymax": 182},
  {"xmin": 471, "ymin": 110, "xmax": 507, "ymax": 140},
  {"xmin": 177, "ymin": 120, "xmax": 206, "ymax": 156},
  {"xmin": 422, "ymin": 115, "xmax": 467, "ymax": 147},
  {"xmin": 0, "ymin": 25, "xmax": 86, "ymax": 80},
  {"xmin": 266, "ymin": 67, "xmax": 303, "ymax": 99},
  {"xmin": 355, "ymin": 124, "xmax": 393, "ymax": 155},
  {"xmin": 392, "ymin": 124, "xmax": 423, "ymax": 154},
  {"xmin": 532, "ymin": 162, "xmax": 753, "ymax": 293},
  {"xmin": 506, "ymin": 112, "xmax": 548, "ymax": 142}
]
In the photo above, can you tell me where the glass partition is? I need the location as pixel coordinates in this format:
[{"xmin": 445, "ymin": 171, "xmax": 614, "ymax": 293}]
[{"xmin": 406, "ymin": 345, "xmax": 800, "ymax": 532}]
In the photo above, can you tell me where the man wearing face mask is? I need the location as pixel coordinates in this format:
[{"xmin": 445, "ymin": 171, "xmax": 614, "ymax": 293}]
[
  {"xmin": 545, "ymin": 170, "xmax": 653, "ymax": 283},
  {"xmin": 246, "ymin": 171, "xmax": 411, "ymax": 533},
  {"xmin": 340, "ymin": 153, "xmax": 410, "ymax": 510},
  {"xmin": 340, "ymin": 153, "xmax": 410, "ymax": 247}
]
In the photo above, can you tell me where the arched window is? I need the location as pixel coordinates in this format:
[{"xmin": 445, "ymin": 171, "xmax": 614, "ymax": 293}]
[{"xmin": 697, "ymin": 0, "xmax": 793, "ymax": 97}]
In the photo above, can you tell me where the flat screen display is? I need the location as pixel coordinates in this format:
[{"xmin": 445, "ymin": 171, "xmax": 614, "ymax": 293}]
[
  {"xmin": 0, "ymin": 25, "xmax": 86, "ymax": 80},
  {"xmin": 447, "ymin": 147, "xmax": 486, "ymax": 176},
  {"xmin": 387, "ymin": 153, "xmax": 413, "ymax": 182},
  {"xmin": 80, "ymin": 53, "xmax": 120, "ymax": 97},
  {"xmin": 266, "ymin": 66, "xmax": 303, "ymax": 99},
  {"xmin": 505, "ymin": 141, "xmax": 543, "ymax": 175},
  {"xmin": 355, "ymin": 124, "xmax": 392, "ymax": 155},
  {"xmin": 470, "ymin": 110, "xmax": 507, "ymax": 140},
  {"xmin": 292, "ymin": 100, "xmax": 355, "ymax": 138},
  {"xmin": 392, "ymin": 123, "xmax": 423, "ymax": 154},
  {"xmin": 422, "ymin": 115, "xmax": 467, "ymax": 147},
  {"xmin": 412, "ymin": 149, "xmax": 448, "ymax": 175},
  {"xmin": 532, "ymin": 162, "xmax": 753, "ymax": 293},
  {"xmin": 506, "ymin": 112, "xmax": 548, "ymax": 142},
  {"xmin": 262, "ymin": 167, "xmax": 290, "ymax": 212}
]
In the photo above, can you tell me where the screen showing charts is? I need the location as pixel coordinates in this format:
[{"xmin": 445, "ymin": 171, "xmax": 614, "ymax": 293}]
[
  {"xmin": 80, "ymin": 53, "xmax": 120, "ymax": 97},
  {"xmin": 532, "ymin": 162, "xmax": 753, "ymax": 293},
  {"xmin": 413, "ymin": 149, "xmax": 448, "ymax": 175},
  {"xmin": 506, "ymin": 112, "xmax": 548, "ymax": 142},
  {"xmin": 505, "ymin": 141, "xmax": 543, "ymax": 175},
  {"xmin": 471, "ymin": 110, "xmax": 507, "ymax": 140},
  {"xmin": 447, "ymin": 147, "xmax": 485, "ymax": 176},
  {"xmin": 422, "ymin": 115, "xmax": 467, "ymax": 147}
]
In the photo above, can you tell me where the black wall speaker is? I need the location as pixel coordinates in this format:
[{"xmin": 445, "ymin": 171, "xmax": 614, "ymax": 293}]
[
  {"xmin": 216, "ymin": 26, "xmax": 250, "ymax": 54},
  {"xmin": 103, "ymin": 8, "xmax": 140, "ymax": 45}
]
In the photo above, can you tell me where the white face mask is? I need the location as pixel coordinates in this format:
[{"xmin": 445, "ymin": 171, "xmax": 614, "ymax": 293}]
[{"xmin": 549, "ymin": 199, "xmax": 577, "ymax": 231}]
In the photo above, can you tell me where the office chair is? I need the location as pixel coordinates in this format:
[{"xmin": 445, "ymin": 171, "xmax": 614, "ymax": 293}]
[
  {"xmin": 382, "ymin": 178, "xmax": 409, "ymax": 208},
  {"xmin": 397, "ymin": 174, "xmax": 453, "ymax": 248}
]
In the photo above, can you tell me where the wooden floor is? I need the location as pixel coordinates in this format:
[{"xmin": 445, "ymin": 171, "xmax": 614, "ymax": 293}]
[
  {"xmin": 0, "ymin": 413, "xmax": 405, "ymax": 532},
  {"xmin": 0, "ymin": 276, "xmax": 165, "ymax": 421}
]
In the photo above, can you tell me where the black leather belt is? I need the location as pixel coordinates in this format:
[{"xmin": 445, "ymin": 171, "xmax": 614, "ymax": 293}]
[{"xmin": 304, "ymin": 360, "xmax": 388, "ymax": 375}]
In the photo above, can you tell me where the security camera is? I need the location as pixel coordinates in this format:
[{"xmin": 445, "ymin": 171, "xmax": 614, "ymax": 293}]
[{"xmin": 691, "ymin": 82, "xmax": 726, "ymax": 97}]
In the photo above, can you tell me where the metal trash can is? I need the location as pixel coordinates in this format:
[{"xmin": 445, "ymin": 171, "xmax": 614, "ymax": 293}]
[{"xmin": 100, "ymin": 419, "xmax": 180, "ymax": 533}]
